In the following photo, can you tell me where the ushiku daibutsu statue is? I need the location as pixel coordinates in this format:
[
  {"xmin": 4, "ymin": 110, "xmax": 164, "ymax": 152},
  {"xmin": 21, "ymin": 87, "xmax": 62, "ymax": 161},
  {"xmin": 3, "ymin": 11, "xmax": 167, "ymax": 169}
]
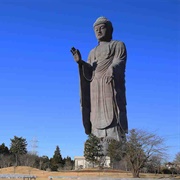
[{"xmin": 71, "ymin": 16, "xmax": 128, "ymax": 155}]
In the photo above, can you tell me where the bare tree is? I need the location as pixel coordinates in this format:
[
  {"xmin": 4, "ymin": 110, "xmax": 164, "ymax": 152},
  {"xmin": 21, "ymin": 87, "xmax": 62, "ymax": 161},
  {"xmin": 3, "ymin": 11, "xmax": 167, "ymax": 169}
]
[
  {"xmin": 145, "ymin": 155, "xmax": 162, "ymax": 173},
  {"xmin": 125, "ymin": 129, "xmax": 167, "ymax": 178},
  {"xmin": 174, "ymin": 152, "xmax": 180, "ymax": 164},
  {"xmin": 19, "ymin": 153, "xmax": 37, "ymax": 167},
  {"xmin": 173, "ymin": 152, "xmax": 180, "ymax": 174},
  {"xmin": 0, "ymin": 154, "xmax": 13, "ymax": 168}
]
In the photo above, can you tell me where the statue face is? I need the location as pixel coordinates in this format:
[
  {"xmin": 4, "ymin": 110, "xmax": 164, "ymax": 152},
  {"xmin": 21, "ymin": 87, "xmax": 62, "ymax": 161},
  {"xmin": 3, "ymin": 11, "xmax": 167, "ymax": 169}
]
[{"xmin": 94, "ymin": 23, "xmax": 108, "ymax": 41}]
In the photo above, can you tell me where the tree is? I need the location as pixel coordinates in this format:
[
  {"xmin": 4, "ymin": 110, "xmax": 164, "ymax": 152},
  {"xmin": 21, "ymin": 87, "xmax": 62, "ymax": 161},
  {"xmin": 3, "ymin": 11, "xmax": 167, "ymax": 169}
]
[
  {"xmin": 108, "ymin": 139, "xmax": 126, "ymax": 169},
  {"xmin": 0, "ymin": 143, "xmax": 10, "ymax": 155},
  {"xmin": 19, "ymin": 153, "xmax": 38, "ymax": 167},
  {"xmin": 173, "ymin": 152, "xmax": 180, "ymax": 174},
  {"xmin": 38, "ymin": 156, "xmax": 50, "ymax": 170},
  {"xmin": 84, "ymin": 134, "xmax": 103, "ymax": 168},
  {"xmin": 145, "ymin": 155, "xmax": 162, "ymax": 173},
  {"xmin": 174, "ymin": 152, "xmax": 180, "ymax": 164},
  {"xmin": 10, "ymin": 136, "xmax": 27, "ymax": 166},
  {"xmin": 0, "ymin": 143, "xmax": 11, "ymax": 168},
  {"xmin": 125, "ymin": 129, "xmax": 167, "ymax": 178},
  {"xmin": 63, "ymin": 156, "xmax": 74, "ymax": 170},
  {"xmin": 50, "ymin": 146, "xmax": 64, "ymax": 171}
]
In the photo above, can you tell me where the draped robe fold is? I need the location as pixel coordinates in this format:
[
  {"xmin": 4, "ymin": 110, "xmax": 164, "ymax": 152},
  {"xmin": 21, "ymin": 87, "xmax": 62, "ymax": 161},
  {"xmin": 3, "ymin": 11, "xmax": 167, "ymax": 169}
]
[{"xmin": 78, "ymin": 40, "xmax": 128, "ymax": 139}]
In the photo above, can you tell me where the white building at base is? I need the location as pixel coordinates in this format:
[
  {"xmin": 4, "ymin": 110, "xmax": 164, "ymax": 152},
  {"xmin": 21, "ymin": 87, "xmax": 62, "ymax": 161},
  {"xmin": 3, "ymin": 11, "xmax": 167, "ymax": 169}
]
[{"xmin": 74, "ymin": 156, "xmax": 111, "ymax": 170}]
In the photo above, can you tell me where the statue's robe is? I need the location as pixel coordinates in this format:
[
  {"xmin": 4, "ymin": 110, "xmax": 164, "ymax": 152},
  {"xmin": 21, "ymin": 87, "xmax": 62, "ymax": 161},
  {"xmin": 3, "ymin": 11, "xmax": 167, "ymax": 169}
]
[{"xmin": 79, "ymin": 40, "xmax": 128, "ymax": 139}]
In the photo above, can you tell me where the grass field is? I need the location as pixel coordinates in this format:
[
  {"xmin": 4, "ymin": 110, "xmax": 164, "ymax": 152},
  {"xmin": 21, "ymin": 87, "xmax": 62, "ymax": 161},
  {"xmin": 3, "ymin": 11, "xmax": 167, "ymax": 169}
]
[{"xmin": 0, "ymin": 166, "xmax": 179, "ymax": 179}]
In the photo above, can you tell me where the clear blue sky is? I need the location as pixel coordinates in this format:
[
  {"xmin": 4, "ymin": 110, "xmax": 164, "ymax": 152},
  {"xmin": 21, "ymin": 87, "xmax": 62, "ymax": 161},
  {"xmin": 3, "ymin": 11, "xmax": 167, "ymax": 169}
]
[{"xmin": 0, "ymin": 0, "xmax": 179, "ymax": 162}]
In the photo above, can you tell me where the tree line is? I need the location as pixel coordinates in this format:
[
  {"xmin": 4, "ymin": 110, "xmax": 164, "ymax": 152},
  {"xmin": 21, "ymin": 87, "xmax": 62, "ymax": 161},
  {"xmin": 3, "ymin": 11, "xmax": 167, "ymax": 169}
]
[
  {"xmin": 0, "ymin": 128, "xmax": 179, "ymax": 177},
  {"xmin": 0, "ymin": 136, "xmax": 74, "ymax": 171},
  {"xmin": 84, "ymin": 128, "xmax": 180, "ymax": 178}
]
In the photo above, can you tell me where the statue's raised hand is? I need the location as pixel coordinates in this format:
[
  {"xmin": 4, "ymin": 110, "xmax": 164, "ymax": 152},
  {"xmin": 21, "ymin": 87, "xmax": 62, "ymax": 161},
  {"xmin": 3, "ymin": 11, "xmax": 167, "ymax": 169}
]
[{"xmin": 70, "ymin": 47, "xmax": 82, "ymax": 64}]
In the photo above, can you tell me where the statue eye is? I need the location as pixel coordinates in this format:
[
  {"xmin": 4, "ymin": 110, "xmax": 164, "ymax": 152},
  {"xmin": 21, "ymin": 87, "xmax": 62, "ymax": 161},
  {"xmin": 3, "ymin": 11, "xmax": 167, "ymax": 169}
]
[{"xmin": 101, "ymin": 25, "xmax": 105, "ymax": 29}]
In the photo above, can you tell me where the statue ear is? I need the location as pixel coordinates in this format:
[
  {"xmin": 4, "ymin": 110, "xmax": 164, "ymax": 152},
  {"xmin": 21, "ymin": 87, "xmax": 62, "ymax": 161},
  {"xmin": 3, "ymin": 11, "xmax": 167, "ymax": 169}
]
[{"xmin": 106, "ymin": 24, "xmax": 113, "ymax": 40}]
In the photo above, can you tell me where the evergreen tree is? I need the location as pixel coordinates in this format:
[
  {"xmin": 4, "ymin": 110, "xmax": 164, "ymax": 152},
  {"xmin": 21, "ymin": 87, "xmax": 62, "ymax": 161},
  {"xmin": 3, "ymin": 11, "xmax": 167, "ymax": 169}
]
[
  {"xmin": 64, "ymin": 156, "xmax": 74, "ymax": 170},
  {"xmin": 107, "ymin": 139, "xmax": 125, "ymax": 168},
  {"xmin": 84, "ymin": 134, "xmax": 103, "ymax": 167},
  {"xmin": 0, "ymin": 143, "xmax": 11, "ymax": 168},
  {"xmin": 10, "ymin": 136, "xmax": 27, "ymax": 166},
  {"xmin": 38, "ymin": 155, "xmax": 50, "ymax": 170},
  {"xmin": 50, "ymin": 145, "xmax": 63, "ymax": 171},
  {"xmin": 0, "ymin": 143, "xmax": 10, "ymax": 155}
]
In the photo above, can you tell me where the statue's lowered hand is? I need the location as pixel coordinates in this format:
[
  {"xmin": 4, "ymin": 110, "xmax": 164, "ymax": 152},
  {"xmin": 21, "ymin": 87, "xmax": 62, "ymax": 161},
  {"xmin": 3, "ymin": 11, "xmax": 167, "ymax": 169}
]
[
  {"xmin": 70, "ymin": 47, "xmax": 82, "ymax": 63},
  {"xmin": 105, "ymin": 67, "xmax": 114, "ymax": 84}
]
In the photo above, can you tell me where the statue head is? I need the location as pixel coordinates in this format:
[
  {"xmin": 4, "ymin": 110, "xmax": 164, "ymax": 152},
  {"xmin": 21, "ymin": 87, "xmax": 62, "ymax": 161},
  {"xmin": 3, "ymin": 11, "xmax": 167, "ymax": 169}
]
[{"xmin": 93, "ymin": 16, "xmax": 113, "ymax": 42}]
